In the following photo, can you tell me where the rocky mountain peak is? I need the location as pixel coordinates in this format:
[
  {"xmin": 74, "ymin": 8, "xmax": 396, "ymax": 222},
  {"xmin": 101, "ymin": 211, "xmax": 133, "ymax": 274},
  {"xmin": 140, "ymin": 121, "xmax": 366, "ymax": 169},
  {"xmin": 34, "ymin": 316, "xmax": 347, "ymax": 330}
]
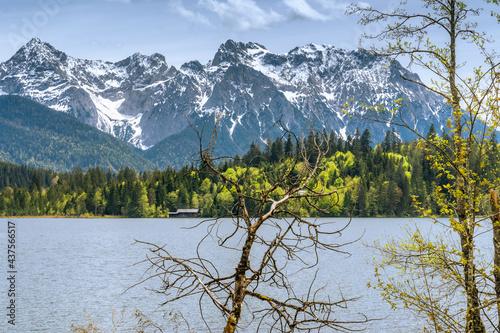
[
  {"xmin": 211, "ymin": 39, "xmax": 268, "ymax": 67},
  {"xmin": 180, "ymin": 60, "xmax": 205, "ymax": 75},
  {"xmin": 290, "ymin": 43, "xmax": 331, "ymax": 55},
  {"xmin": 9, "ymin": 38, "xmax": 68, "ymax": 67},
  {"xmin": 115, "ymin": 52, "xmax": 168, "ymax": 71},
  {"xmin": 24, "ymin": 37, "xmax": 52, "ymax": 51}
]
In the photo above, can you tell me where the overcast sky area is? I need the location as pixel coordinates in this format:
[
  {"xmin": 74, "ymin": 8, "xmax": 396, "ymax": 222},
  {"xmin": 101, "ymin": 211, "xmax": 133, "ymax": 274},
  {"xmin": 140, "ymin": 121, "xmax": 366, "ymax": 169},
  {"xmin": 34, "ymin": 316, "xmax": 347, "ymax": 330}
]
[{"xmin": 0, "ymin": 0, "xmax": 499, "ymax": 81}]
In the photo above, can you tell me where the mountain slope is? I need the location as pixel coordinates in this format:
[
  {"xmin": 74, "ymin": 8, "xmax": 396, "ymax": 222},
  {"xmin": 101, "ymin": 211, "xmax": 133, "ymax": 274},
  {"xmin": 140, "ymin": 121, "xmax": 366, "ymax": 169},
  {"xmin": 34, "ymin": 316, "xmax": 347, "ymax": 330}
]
[
  {"xmin": 0, "ymin": 95, "xmax": 154, "ymax": 172},
  {"xmin": 0, "ymin": 39, "xmax": 450, "ymax": 168}
]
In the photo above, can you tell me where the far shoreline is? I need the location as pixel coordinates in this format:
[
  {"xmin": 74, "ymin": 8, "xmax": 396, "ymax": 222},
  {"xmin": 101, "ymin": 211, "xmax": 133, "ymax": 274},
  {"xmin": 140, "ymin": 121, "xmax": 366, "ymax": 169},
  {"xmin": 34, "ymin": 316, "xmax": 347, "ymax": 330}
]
[{"xmin": 0, "ymin": 214, "xmax": 438, "ymax": 219}]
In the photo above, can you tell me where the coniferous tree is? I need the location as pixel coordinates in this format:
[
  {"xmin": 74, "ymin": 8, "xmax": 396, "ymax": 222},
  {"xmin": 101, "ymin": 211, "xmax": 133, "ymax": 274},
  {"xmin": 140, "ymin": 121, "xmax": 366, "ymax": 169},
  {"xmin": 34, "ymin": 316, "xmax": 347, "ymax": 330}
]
[
  {"xmin": 390, "ymin": 128, "xmax": 401, "ymax": 153},
  {"xmin": 327, "ymin": 130, "xmax": 337, "ymax": 157},
  {"xmin": 382, "ymin": 130, "xmax": 392, "ymax": 152},
  {"xmin": 360, "ymin": 129, "xmax": 372, "ymax": 157},
  {"xmin": 243, "ymin": 141, "xmax": 262, "ymax": 166},
  {"xmin": 284, "ymin": 134, "xmax": 294, "ymax": 158},
  {"xmin": 356, "ymin": 181, "xmax": 367, "ymax": 216},
  {"xmin": 336, "ymin": 136, "xmax": 344, "ymax": 152},
  {"xmin": 270, "ymin": 136, "xmax": 284, "ymax": 163},
  {"xmin": 30, "ymin": 170, "xmax": 43, "ymax": 192}
]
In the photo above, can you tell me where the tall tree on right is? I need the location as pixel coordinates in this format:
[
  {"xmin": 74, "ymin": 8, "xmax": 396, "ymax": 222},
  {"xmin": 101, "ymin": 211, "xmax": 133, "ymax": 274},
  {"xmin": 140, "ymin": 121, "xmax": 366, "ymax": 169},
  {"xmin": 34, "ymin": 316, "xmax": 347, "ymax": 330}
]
[{"xmin": 349, "ymin": 1, "xmax": 500, "ymax": 332}]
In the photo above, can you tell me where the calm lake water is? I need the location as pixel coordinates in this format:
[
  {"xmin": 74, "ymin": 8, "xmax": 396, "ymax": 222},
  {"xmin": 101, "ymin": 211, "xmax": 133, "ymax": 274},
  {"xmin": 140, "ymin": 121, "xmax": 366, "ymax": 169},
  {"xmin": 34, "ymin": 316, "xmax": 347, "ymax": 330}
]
[{"xmin": 0, "ymin": 217, "xmax": 487, "ymax": 332}]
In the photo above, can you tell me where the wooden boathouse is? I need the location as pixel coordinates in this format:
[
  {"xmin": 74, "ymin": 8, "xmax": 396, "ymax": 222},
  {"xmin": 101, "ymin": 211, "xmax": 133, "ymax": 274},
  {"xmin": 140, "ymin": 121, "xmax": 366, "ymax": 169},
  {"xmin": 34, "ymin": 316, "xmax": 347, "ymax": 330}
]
[{"xmin": 168, "ymin": 208, "xmax": 200, "ymax": 218}]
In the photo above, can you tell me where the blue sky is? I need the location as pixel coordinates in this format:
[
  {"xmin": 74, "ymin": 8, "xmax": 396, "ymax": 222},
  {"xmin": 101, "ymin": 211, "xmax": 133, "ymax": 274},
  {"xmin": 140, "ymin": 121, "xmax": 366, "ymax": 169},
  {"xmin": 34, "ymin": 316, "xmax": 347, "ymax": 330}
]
[
  {"xmin": 0, "ymin": 0, "xmax": 371, "ymax": 66},
  {"xmin": 0, "ymin": 0, "xmax": 499, "ymax": 79}
]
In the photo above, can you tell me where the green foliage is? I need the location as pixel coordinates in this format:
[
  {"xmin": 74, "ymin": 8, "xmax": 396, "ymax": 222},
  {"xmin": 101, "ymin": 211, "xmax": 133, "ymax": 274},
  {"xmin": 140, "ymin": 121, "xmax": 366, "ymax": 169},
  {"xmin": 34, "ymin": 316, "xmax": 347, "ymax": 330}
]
[{"xmin": 0, "ymin": 127, "xmax": 480, "ymax": 218}]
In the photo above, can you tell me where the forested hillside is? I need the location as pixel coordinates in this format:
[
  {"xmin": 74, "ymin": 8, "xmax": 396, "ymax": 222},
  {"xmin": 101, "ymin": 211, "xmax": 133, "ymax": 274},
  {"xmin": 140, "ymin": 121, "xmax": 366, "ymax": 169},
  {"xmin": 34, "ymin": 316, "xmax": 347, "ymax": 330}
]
[
  {"xmin": 0, "ymin": 95, "xmax": 155, "ymax": 172},
  {"xmin": 1, "ymin": 126, "xmax": 497, "ymax": 218}
]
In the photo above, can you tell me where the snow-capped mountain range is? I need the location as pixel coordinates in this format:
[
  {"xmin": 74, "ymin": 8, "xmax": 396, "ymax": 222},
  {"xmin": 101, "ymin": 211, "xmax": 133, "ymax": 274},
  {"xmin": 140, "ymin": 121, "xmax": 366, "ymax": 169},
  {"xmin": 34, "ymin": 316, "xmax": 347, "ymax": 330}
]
[{"xmin": 0, "ymin": 38, "xmax": 447, "ymax": 161}]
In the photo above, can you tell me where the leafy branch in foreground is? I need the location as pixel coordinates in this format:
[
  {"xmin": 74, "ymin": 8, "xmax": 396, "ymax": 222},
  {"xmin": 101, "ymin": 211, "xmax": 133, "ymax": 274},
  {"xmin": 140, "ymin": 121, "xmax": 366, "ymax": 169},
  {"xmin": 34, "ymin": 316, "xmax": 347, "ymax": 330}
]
[{"xmin": 349, "ymin": 0, "xmax": 500, "ymax": 331}]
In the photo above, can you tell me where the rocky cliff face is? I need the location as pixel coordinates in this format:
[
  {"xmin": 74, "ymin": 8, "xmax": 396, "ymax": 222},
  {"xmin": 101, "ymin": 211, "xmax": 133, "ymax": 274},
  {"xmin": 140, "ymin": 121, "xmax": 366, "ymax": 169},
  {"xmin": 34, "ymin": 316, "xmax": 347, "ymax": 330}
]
[{"xmin": 0, "ymin": 38, "xmax": 447, "ymax": 166}]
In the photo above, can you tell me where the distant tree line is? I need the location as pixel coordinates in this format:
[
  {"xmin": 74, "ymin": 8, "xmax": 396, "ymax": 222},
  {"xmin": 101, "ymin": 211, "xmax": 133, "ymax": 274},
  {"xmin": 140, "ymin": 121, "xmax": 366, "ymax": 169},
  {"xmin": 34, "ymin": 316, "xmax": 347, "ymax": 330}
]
[{"xmin": 0, "ymin": 126, "xmax": 498, "ymax": 218}]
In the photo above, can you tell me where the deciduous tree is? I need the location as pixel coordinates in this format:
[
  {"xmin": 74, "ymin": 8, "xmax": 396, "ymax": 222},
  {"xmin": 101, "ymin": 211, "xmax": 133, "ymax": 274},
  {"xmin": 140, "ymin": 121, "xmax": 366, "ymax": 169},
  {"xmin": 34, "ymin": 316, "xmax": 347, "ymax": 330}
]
[{"xmin": 349, "ymin": 0, "xmax": 500, "ymax": 331}]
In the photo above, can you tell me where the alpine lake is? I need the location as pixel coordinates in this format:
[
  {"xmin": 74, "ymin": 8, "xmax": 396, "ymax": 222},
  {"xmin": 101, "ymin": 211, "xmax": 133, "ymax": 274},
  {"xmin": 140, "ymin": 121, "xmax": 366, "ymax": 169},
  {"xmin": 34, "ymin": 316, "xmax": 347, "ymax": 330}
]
[{"xmin": 1, "ymin": 217, "xmax": 491, "ymax": 332}]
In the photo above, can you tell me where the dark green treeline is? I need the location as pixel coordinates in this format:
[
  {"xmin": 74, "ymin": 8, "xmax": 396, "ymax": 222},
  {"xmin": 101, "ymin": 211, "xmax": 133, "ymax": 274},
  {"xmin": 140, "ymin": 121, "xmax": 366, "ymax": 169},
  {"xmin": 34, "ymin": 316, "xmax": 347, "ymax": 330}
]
[{"xmin": 0, "ymin": 126, "xmax": 498, "ymax": 218}]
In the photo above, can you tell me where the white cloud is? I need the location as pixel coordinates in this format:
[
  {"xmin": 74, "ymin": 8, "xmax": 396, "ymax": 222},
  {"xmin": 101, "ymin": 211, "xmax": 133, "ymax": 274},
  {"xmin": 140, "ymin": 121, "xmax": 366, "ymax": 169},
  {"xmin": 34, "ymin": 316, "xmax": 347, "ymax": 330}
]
[
  {"xmin": 199, "ymin": 0, "xmax": 284, "ymax": 30},
  {"xmin": 283, "ymin": 0, "xmax": 329, "ymax": 21},
  {"xmin": 168, "ymin": 0, "xmax": 354, "ymax": 32},
  {"xmin": 313, "ymin": 0, "xmax": 351, "ymax": 15},
  {"xmin": 171, "ymin": 0, "xmax": 212, "ymax": 26}
]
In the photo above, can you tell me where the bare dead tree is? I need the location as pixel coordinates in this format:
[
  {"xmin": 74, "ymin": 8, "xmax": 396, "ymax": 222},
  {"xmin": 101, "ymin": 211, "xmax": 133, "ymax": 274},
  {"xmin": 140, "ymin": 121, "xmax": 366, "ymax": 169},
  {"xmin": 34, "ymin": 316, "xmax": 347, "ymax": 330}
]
[{"xmin": 131, "ymin": 118, "xmax": 368, "ymax": 332}]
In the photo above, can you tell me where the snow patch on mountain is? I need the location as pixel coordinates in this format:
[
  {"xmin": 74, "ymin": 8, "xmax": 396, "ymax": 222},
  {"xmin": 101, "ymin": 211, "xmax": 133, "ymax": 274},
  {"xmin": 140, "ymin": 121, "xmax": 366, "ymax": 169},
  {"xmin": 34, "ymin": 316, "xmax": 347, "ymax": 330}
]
[
  {"xmin": 90, "ymin": 94, "xmax": 144, "ymax": 147},
  {"xmin": 321, "ymin": 92, "xmax": 337, "ymax": 101},
  {"xmin": 282, "ymin": 91, "xmax": 305, "ymax": 104},
  {"xmin": 128, "ymin": 113, "xmax": 149, "ymax": 149},
  {"xmin": 229, "ymin": 114, "xmax": 245, "ymax": 138},
  {"xmin": 50, "ymin": 103, "xmax": 70, "ymax": 112},
  {"xmin": 90, "ymin": 95, "xmax": 126, "ymax": 120},
  {"xmin": 339, "ymin": 126, "xmax": 347, "ymax": 139}
]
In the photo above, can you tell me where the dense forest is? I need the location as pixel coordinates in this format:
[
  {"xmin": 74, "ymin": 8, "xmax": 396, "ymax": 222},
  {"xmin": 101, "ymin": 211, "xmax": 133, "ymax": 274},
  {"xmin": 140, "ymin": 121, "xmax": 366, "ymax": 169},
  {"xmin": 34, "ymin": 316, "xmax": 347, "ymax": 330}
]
[
  {"xmin": 0, "ymin": 95, "xmax": 155, "ymax": 171},
  {"xmin": 0, "ymin": 125, "xmax": 498, "ymax": 218}
]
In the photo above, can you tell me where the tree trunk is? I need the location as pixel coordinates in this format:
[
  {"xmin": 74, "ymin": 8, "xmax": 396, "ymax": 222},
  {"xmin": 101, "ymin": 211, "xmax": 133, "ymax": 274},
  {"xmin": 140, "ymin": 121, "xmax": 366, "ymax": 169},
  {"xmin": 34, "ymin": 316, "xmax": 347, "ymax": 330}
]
[
  {"xmin": 449, "ymin": 2, "xmax": 484, "ymax": 330},
  {"xmin": 223, "ymin": 231, "xmax": 255, "ymax": 333},
  {"xmin": 490, "ymin": 190, "xmax": 500, "ymax": 330},
  {"xmin": 460, "ymin": 230, "xmax": 486, "ymax": 332}
]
